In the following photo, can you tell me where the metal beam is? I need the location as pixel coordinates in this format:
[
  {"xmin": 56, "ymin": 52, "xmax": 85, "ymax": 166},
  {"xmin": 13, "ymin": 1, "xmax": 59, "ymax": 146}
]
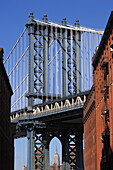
[
  {"xmin": 43, "ymin": 133, "xmax": 50, "ymax": 170},
  {"xmin": 62, "ymin": 17, "xmax": 68, "ymax": 97},
  {"xmin": 26, "ymin": 12, "xmax": 36, "ymax": 170},
  {"xmin": 43, "ymin": 15, "xmax": 49, "ymax": 102},
  {"xmin": 76, "ymin": 132, "xmax": 84, "ymax": 169},
  {"xmin": 75, "ymin": 20, "xmax": 81, "ymax": 93},
  {"xmin": 62, "ymin": 133, "xmax": 70, "ymax": 170},
  {"xmin": 27, "ymin": 127, "xmax": 35, "ymax": 170},
  {"xmin": 26, "ymin": 12, "xmax": 36, "ymax": 106}
]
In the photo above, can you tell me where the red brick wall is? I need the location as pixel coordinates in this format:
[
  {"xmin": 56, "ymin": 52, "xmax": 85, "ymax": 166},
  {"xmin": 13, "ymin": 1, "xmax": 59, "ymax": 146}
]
[
  {"xmin": 83, "ymin": 87, "xmax": 97, "ymax": 170},
  {"xmin": 93, "ymin": 28, "xmax": 113, "ymax": 170},
  {"xmin": 107, "ymin": 29, "xmax": 113, "ymax": 168},
  {"xmin": 23, "ymin": 165, "xmax": 27, "ymax": 170},
  {"xmin": 84, "ymin": 12, "xmax": 113, "ymax": 170},
  {"xmin": 94, "ymin": 63, "xmax": 105, "ymax": 170},
  {"xmin": 50, "ymin": 163, "xmax": 62, "ymax": 170}
]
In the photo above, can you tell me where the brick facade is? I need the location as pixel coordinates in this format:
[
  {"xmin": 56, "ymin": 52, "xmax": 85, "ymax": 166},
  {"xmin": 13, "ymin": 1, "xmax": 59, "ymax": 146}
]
[
  {"xmin": 50, "ymin": 163, "xmax": 62, "ymax": 170},
  {"xmin": 83, "ymin": 11, "xmax": 113, "ymax": 170},
  {"xmin": 0, "ymin": 48, "xmax": 13, "ymax": 170},
  {"xmin": 23, "ymin": 165, "xmax": 27, "ymax": 170},
  {"xmin": 83, "ymin": 86, "xmax": 97, "ymax": 170}
]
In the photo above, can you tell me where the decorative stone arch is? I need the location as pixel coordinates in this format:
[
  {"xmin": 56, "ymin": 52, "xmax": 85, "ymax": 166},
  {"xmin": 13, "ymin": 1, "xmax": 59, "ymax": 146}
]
[
  {"xmin": 83, "ymin": 95, "xmax": 86, "ymax": 103},
  {"xmin": 36, "ymin": 107, "xmax": 40, "ymax": 113},
  {"xmin": 33, "ymin": 110, "xmax": 36, "ymax": 115},
  {"xmin": 10, "ymin": 116, "xmax": 12, "ymax": 121},
  {"xmin": 64, "ymin": 99, "xmax": 71, "ymax": 107},
  {"xmin": 23, "ymin": 112, "xmax": 27, "ymax": 115},
  {"xmin": 54, "ymin": 102, "xmax": 60, "ymax": 109},
  {"xmin": 45, "ymin": 105, "xmax": 50, "ymax": 111},
  {"xmin": 75, "ymin": 96, "xmax": 83, "ymax": 105},
  {"xmin": 16, "ymin": 113, "xmax": 19, "ymax": 118}
]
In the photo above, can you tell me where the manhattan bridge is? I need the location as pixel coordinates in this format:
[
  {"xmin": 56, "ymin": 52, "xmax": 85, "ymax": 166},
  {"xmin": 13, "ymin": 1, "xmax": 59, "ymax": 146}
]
[{"xmin": 4, "ymin": 12, "xmax": 103, "ymax": 170}]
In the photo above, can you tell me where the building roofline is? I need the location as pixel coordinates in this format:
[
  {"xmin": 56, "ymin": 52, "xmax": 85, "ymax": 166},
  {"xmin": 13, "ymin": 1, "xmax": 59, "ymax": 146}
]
[
  {"xmin": 92, "ymin": 11, "xmax": 113, "ymax": 68},
  {"xmin": 0, "ymin": 48, "xmax": 13, "ymax": 96}
]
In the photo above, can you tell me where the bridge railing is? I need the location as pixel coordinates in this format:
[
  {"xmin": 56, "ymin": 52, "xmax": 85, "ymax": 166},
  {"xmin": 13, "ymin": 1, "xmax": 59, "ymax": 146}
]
[{"xmin": 11, "ymin": 95, "xmax": 86, "ymax": 122}]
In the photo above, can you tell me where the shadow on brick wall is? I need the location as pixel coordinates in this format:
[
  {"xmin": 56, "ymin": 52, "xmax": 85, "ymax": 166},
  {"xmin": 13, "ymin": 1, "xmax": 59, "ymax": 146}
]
[{"xmin": 100, "ymin": 125, "xmax": 113, "ymax": 170}]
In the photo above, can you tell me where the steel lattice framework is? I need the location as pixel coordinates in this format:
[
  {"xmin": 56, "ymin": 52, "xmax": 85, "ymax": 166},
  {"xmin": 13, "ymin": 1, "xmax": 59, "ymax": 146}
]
[
  {"xmin": 4, "ymin": 12, "xmax": 103, "ymax": 112},
  {"xmin": 4, "ymin": 12, "xmax": 104, "ymax": 170}
]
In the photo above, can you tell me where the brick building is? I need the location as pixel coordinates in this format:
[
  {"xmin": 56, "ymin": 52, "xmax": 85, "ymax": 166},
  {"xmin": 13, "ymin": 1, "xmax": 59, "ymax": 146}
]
[
  {"xmin": 83, "ymin": 11, "xmax": 113, "ymax": 170},
  {"xmin": 23, "ymin": 165, "xmax": 27, "ymax": 170},
  {"xmin": 0, "ymin": 48, "xmax": 13, "ymax": 170}
]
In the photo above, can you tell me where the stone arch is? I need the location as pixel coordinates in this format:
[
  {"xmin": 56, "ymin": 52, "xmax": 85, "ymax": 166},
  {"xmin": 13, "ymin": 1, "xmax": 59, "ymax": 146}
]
[
  {"xmin": 36, "ymin": 107, "xmax": 40, "ymax": 113},
  {"xmin": 64, "ymin": 99, "xmax": 71, "ymax": 107},
  {"xmin": 83, "ymin": 95, "xmax": 86, "ymax": 102},
  {"xmin": 54, "ymin": 102, "xmax": 60, "ymax": 109},
  {"xmin": 16, "ymin": 113, "xmax": 19, "ymax": 118},
  {"xmin": 75, "ymin": 96, "xmax": 83, "ymax": 105},
  {"xmin": 33, "ymin": 110, "xmax": 36, "ymax": 115},
  {"xmin": 23, "ymin": 112, "xmax": 27, "ymax": 116},
  {"xmin": 45, "ymin": 105, "xmax": 50, "ymax": 111}
]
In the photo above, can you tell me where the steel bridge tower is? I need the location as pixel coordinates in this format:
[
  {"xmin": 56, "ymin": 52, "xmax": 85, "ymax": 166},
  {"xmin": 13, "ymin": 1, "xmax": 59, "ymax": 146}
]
[
  {"xmin": 5, "ymin": 12, "xmax": 103, "ymax": 170},
  {"xmin": 25, "ymin": 12, "xmax": 82, "ymax": 170}
]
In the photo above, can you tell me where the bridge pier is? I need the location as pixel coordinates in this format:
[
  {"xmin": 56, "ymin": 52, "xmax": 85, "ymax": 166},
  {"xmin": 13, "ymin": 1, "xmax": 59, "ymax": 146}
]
[
  {"xmin": 8, "ymin": 11, "xmax": 103, "ymax": 170},
  {"xmin": 75, "ymin": 19, "xmax": 81, "ymax": 93},
  {"xmin": 76, "ymin": 132, "xmax": 84, "ymax": 169},
  {"xmin": 62, "ymin": 133, "xmax": 70, "ymax": 170},
  {"xmin": 62, "ymin": 17, "xmax": 68, "ymax": 98},
  {"xmin": 43, "ymin": 133, "xmax": 50, "ymax": 170},
  {"xmin": 27, "ymin": 128, "xmax": 35, "ymax": 170},
  {"xmin": 43, "ymin": 15, "xmax": 49, "ymax": 102}
]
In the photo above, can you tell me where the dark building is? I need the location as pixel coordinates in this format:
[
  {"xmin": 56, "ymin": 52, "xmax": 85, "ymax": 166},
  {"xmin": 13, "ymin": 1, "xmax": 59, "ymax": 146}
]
[
  {"xmin": 83, "ymin": 11, "xmax": 113, "ymax": 170},
  {"xmin": 0, "ymin": 48, "xmax": 14, "ymax": 170}
]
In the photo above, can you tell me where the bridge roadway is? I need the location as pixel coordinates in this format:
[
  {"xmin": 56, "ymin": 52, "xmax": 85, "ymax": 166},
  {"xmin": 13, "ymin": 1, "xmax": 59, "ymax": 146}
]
[
  {"xmin": 11, "ymin": 91, "xmax": 89, "ymax": 135},
  {"xmin": 11, "ymin": 91, "xmax": 89, "ymax": 170}
]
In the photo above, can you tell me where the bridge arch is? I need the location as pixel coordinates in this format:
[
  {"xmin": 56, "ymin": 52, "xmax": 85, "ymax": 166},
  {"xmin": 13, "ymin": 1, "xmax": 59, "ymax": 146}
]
[
  {"xmin": 75, "ymin": 96, "xmax": 83, "ymax": 105},
  {"xmin": 64, "ymin": 99, "xmax": 71, "ymax": 107},
  {"xmin": 54, "ymin": 102, "xmax": 60, "ymax": 109},
  {"xmin": 49, "ymin": 136, "xmax": 62, "ymax": 166}
]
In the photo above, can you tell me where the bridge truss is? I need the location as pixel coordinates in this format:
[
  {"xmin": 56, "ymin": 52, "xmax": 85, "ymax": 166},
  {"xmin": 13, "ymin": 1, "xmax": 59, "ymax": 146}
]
[
  {"xmin": 4, "ymin": 12, "xmax": 103, "ymax": 112},
  {"xmin": 4, "ymin": 12, "xmax": 103, "ymax": 169}
]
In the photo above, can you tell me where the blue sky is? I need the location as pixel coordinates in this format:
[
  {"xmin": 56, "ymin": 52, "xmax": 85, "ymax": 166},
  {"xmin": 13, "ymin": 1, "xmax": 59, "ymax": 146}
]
[
  {"xmin": 0, "ymin": 0, "xmax": 113, "ymax": 170},
  {"xmin": 0, "ymin": 0, "xmax": 112, "ymax": 58}
]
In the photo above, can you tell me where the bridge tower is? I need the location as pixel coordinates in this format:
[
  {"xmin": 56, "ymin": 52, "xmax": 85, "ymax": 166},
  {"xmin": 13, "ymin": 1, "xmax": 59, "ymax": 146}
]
[
  {"xmin": 24, "ymin": 12, "xmax": 82, "ymax": 170},
  {"xmin": 6, "ymin": 12, "xmax": 103, "ymax": 170}
]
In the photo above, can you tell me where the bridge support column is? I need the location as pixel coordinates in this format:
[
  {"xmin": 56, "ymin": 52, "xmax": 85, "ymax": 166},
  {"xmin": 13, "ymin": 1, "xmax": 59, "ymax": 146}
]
[
  {"xmin": 62, "ymin": 133, "xmax": 70, "ymax": 170},
  {"xmin": 27, "ymin": 129, "xmax": 35, "ymax": 170},
  {"xmin": 43, "ymin": 15, "xmax": 49, "ymax": 102},
  {"xmin": 75, "ymin": 20, "xmax": 81, "ymax": 93},
  {"xmin": 43, "ymin": 133, "xmax": 50, "ymax": 170},
  {"xmin": 76, "ymin": 132, "xmax": 84, "ymax": 169},
  {"xmin": 26, "ymin": 12, "xmax": 36, "ymax": 106},
  {"xmin": 62, "ymin": 18, "xmax": 68, "ymax": 97}
]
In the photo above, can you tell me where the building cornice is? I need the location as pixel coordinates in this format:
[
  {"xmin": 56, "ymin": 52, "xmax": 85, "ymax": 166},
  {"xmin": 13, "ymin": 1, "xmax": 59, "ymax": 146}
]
[
  {"xmin": 0, "ymin": 48, "xmax": 13, "ymax": 96},
  {"xmin": 92, "ymin": 11, "xmax": 113, "ymax": 69}
]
